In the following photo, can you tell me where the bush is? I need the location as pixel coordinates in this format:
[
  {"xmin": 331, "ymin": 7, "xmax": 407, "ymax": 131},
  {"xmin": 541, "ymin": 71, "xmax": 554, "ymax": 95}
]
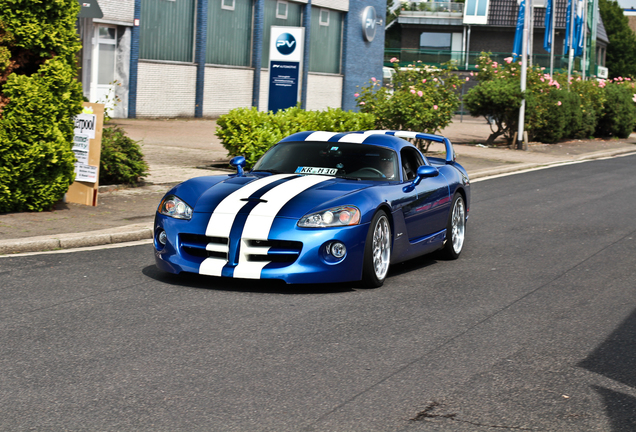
[
  {"xmin": 355, "ymin": 60, "xmax": 464, "ymax": 151},
  {"xmin": 99, "ymin": 126, "xmax": 148, "ymax": 185},
  {"xmin": 0, "ymin": 0, "xmax": 83, "ymax": 212},
  {"xmin": 595, "ymin": 81, "xmax": 636, "ymax": 138},
  {"xmin": 216, "ymin": 106, "xmax": 375, "ymax": 167}
]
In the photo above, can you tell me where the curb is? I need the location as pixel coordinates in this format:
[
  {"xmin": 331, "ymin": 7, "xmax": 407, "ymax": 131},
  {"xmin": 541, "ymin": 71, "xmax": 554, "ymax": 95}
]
[
  {"xmin": 468, "ymin": 147, "xmax": 636, "ymax": 180},
  {"xmin": 3, "ymin": 147, "xmax": 635, "ymax": 256},
  {"xmin": 0, "ymin": 223, "xmax": 153, "ymax": 256}
]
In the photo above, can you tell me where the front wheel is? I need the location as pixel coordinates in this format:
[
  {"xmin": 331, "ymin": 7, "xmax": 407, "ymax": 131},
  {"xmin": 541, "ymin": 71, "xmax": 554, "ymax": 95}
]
[
  {"xmin": 361, "ymin": 210, "xmax": 391, "ymax": 288},
  {"xmin": 438, "ymin": 193, "xmax": 466, "ymax": 260}
]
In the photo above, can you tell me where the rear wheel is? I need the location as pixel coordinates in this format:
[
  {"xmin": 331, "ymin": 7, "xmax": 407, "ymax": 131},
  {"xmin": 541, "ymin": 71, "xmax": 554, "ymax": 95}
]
[
  {"xmin": 361, "ymin": 210, "xmax": 391, "ymax": 288},
  {"xmin": 438, "ymin": 193, "xmax": 466, "ymax": 260}
]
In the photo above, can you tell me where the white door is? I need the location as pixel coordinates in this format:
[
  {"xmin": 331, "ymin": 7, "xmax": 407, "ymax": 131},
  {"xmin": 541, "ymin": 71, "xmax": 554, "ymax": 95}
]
[{"xmin": 91, "ymin": 25, "xmax": 117, "ymax": 115}]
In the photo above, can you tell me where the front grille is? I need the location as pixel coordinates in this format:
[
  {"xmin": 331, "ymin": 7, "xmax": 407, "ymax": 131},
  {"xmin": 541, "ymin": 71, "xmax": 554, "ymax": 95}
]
[
  {"xmin": 243, "ymin": 239, "xmax": 303, "ymax": 263},
  {"xmin": 180, "ymin": 234, "xmax": 229, "ymax": 259}
]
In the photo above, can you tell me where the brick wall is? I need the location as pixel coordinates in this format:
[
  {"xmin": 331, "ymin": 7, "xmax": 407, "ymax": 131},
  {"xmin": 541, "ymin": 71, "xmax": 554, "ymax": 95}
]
[
  {"xmin": 305, "ymin": 73, "xmax": 343, "ymax": 111},
  {"xmin": 203, "ymin": 66, "xmax": 254, "ymax": 117},
  {"xmin": 136, "ymin": 61, "xmax": 197, "ymax": 117},
  {"xmin": 97, "ymin": 0, "xmax": 134, "ymax": 24}
]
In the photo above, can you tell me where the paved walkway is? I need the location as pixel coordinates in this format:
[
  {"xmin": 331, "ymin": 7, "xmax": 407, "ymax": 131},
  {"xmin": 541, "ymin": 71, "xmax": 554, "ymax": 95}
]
[{"xmin": 1, "ymin": 116, "xmax": 635, "ymax": 255}]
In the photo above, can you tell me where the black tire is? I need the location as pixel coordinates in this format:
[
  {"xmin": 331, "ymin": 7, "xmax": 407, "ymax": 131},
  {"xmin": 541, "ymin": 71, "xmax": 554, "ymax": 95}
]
[
  {"xmin": 361, "ymin": 210, "xmax": 392, "ymax": 288},
  {"xmin": 438, "ymin": 193, "xmax": 466, "ymax": 260}
]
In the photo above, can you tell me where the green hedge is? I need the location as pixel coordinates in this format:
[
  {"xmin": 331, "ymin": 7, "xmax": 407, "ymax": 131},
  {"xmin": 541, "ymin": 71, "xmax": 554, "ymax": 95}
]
[
  {"xmin": 216, "ymin": 106, "xmax": 375, "ymax": 167},
  {"xmin": 0, "ymin": 0, "xmax": 83, "ymax": 212}
]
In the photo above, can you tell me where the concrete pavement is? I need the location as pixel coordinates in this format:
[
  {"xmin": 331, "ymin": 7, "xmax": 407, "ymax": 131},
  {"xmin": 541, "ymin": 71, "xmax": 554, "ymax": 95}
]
[{"xmin": 1, "ymin": 116, "xmax": 635, "ymax": 255}]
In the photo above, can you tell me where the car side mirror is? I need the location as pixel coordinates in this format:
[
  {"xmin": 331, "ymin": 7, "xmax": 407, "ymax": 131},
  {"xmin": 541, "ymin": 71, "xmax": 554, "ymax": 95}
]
[
  {"xmin": 230, "ymin": 156, "xmax": 246, "ymax": 177},
  {"xmin": 412, "ymin": 165, "xmax": 438, "ymax": 186}
]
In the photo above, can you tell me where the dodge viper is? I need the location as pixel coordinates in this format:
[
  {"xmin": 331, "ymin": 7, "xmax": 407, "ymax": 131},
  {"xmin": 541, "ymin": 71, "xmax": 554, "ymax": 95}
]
[{"xmin": 154, "ymin": 130, "xmax": 470, "ymax": 287}]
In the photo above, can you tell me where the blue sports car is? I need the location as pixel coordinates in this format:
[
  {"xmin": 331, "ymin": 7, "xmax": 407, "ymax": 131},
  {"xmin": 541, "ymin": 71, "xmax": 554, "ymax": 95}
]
[{"xmin": 154, "ymin": 130, "xmax": 470, "ymax": 287}]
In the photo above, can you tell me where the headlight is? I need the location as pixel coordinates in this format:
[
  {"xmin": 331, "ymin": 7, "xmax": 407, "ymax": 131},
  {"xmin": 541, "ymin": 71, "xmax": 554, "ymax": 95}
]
[
  {"xmin": 158, "ymin": 195, "xmax": 193, "ymax": 220},
  {"xmin": 298, "ymin": 206, "xmax": 360, "ymax": 228}
]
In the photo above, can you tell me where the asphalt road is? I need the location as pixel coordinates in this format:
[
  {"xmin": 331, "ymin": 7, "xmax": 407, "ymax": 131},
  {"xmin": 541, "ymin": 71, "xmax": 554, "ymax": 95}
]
[{"xmin": 1, "ymin": 155, "xmax": 636, "ymax": 431}]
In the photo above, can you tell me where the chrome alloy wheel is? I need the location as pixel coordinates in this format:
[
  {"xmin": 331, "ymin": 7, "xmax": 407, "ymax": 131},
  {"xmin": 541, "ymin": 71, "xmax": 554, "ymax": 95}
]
[
  {"xmin": 450, "ymin": 197, "xmax": 466, "ymax": 254},
  {"xmin": 372, "ymin": 215, "xmax": 391, "ymax": 280}
]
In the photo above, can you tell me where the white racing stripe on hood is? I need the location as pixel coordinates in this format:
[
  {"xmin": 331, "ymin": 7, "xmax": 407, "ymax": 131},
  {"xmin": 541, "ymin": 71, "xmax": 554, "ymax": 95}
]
[
  {"xmin": 204, "ymin": 174, "xmax": 294, "ymax": 238},
  {"xmin": 233, "ymin": 174, "xmax": 331, "ymax": 279},
  {"xmin": 337, "ymin": 130, "xmax": 389, "ymax": 143},
  {"xmin": 305, "ymin": 131, "xmax": 338, "ymax": 142}
]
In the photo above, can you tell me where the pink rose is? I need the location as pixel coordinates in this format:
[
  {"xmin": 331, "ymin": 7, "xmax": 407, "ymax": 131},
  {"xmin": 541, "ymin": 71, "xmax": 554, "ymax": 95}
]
[
  {"xmin": 371, "ymin": 77, "xmax": 376, "ymax": 82},
  {"xmin": 354, "ymin": 93, "xmax": 360, "ymax": 97},
  {"xmin": 417, "ymin": 91, "xmax": 423, "ymax": 97},
  {"xmin": 433, "ymin": 105, "xmax": 438, "ymax": 110},
  {"xmin": 557, "ymin": 101, "xmax": 562, "ymax": 106},
  {"xmin": 411, "ymin": 89, "xmax": 416, "ymax": 94}
]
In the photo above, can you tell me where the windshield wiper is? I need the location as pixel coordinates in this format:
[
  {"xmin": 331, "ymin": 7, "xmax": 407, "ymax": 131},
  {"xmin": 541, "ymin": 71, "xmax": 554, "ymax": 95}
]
[{"xmin": 336, "ymin": 175, "xmax": 361, "ymax": 181}]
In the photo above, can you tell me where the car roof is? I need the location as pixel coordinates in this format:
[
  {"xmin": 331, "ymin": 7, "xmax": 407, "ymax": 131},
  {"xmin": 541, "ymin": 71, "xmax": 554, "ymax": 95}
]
[{"xmin": 279, "ymin": 130, "xmax": 450, "ymax": 154}]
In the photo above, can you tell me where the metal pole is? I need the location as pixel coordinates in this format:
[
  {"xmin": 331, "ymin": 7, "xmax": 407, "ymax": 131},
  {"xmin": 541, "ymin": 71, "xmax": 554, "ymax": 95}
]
[
  {"xmin": 465, "ymin": 25, "xmax": 471, "ymax": 71},
  {"xmin": 567, "ymin": 0, "xmax": 575, "ymax": 87},
  {"xmin": 549, "ymin": 0, "xmax": 555, "ymax": 76},
  {"xmin": 517, "ymin": 0, "xmax": 529, "ymax": 150},
  {"xmin": 582, "ymin": 0, "xmax": 588, "ymax": 80},
  {"xmin": 528, "ymin": 0, "xmax": 534, "ymax": 67}
]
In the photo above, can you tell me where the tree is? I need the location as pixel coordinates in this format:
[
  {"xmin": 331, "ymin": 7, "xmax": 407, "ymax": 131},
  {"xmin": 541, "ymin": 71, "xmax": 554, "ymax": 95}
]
[
  {"xmin": 0, "ymin": 0, "xmax": 83, "ymax": 212},
  {"xmin": 599, "ymin": 0, "xmax": 636, "ymax": 79}
]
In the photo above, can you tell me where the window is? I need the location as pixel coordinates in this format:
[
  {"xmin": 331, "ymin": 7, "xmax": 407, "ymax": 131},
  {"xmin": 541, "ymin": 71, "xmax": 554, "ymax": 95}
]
[
  {"xmin": 221, "ymin": 0, "xmax": 235, "ymax": 11},
  {"xmin": 276, "ymin": 0, "xmax": 288, "ymax": 19},
  {"xmin": 309, "ymin": 6, "xmax": 343, "ymax": 74},
  {"xmin": 420, "ymin": 32, "xmax": 451, "ymax": 50},
  {"xmin": 319, "ymin": 8, "xmax": 329, "ymax": 26},
  {"xmin": 463, "ymin": 0, "xmax": 488, "ymax": 24},
  {"xmin": 207, "ymin": 0, "xmax": 252, "ymax": 66},
  {"xmin": 140, "ymin": 0, "xmax": 196, "ymax": 62}
]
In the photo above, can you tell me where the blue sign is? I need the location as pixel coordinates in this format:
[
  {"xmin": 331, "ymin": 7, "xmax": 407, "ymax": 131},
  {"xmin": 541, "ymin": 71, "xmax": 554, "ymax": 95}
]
[
  {"xmin": 268, "ymin": 61, "xmax": 300, "ymax": 113},
  {"xmin": 276, "ymin": 33, "xmax": 297, "ymax": 55}
]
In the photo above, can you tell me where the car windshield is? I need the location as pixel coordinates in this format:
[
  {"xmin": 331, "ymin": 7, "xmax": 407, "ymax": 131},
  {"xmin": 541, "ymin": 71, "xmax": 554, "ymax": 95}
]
[{"xmin": 252, "ymin": 141, "xmax": 399, "ymax": 180}]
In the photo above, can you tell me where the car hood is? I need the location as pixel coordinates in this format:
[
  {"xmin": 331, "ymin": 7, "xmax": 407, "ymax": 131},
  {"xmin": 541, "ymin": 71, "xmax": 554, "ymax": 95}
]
[{"xmin": 191, "ymin": 173, "xmax": 375, "ymax": 219}]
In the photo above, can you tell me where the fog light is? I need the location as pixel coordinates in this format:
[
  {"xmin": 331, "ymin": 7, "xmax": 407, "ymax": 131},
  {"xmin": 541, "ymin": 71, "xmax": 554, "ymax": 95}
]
[
  {"xmin": 158, "ymin": 230, "xmax": 167, "ymax": 246},
  {"xmin": 330, "ymin": 242, "xmax": 346, "ymax": 258}
]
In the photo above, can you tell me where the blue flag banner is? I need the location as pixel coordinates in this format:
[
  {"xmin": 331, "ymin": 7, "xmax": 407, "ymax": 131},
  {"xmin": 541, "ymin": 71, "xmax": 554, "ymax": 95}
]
[
  {"xmin": 565, "ymin": 0, "xmax": 585, "ymax": 57},
  {"xmin": 543, "ymin": 0, "xmax": 553, "ymax": 53},
  {"xmin": 565, "ymin": 0, "xmax": 572, "ymax": 53},
  {"xmin": 513, "ymin": 0, "xmax": 525, "ymax": 59},
  {"xmin": 574, "ymin": 0, "xmax": 585, "ymax": 57}
]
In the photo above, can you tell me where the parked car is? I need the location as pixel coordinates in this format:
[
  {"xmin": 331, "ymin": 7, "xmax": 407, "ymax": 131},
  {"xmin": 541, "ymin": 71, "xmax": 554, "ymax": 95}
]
[{"xmin": 154, "ymin": 130, "xmax": 470, "ymax": 287}]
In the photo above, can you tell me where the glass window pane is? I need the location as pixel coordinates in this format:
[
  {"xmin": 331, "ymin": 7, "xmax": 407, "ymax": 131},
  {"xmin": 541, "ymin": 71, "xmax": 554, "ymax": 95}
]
[
  {"xmin": 206, "ymin": 0, "xmax": 252, "ymax": 66},
  {"xmin": 140, "ymin": 0, "xmax": 195, "ymax": 62},
  {"xmin": 465, "ymin": 0, "xmax": 476, "ymax": 15},
  {"xmin": 420, "ymin": 32, "xmax": 451, "ymax": 50},
  {"xmin": 99, "ymin": 26, "xmax": 116, "ymax": 40},
  {"xmin": 98, "ymin": 44, "xmax": 116, "ymax": 84},
  {"xmin": 477, "ymin": 0, "xmax": 488, "ymax": 16},
  {"xmin": 309, "ymin": 7, "xmax": 342, "ymax": 74}
]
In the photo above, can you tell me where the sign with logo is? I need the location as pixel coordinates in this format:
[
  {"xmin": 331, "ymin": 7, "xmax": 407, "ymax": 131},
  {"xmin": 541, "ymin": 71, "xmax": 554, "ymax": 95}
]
[
  {"xmin": 362, "ymin": 6, "xmax": 377, "ymax": 42},
  {"xmin": 67, "ymin": 103, "xmax": 104, "ymax": 206},
  {"xmin": 268, "ymin": 26, "xmax": 304, "ymax": 113}
]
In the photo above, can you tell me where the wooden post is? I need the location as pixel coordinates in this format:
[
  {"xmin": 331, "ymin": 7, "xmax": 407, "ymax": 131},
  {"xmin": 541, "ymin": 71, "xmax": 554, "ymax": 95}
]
[{"xmin": 66, "ymin": 102, "xmax": 104, "ymax": 206}]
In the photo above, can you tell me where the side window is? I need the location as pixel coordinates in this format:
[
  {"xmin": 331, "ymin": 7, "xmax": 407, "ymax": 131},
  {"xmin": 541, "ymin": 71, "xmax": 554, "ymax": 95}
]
[{"xmin": 400, "ymin": 147, "xmax": 425, "ymax": 181}]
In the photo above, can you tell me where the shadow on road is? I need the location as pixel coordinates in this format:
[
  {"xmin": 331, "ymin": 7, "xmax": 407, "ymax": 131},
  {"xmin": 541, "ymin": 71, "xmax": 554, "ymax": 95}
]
[
  {"xmin": 142, "ymin": 265, "xmax": 357, "ymax": 295},
  {"xmin": 579, "ymin": 308, "xmax": 636, "ymax": 431}
]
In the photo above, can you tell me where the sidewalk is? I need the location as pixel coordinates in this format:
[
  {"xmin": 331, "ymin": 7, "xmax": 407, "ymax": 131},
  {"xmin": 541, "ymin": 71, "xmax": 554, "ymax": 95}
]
[{"xmin": 1, "ymin": 116, "xmax": 635, "ymax": 255}]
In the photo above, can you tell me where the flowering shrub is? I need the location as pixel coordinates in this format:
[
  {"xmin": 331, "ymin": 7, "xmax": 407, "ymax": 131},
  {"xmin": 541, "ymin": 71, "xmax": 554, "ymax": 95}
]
[
  {"xmin": 595, "ymin": 80, "xmax": 636, "ymax": 138},
  {"xmin": 355, "ymin": 59, "xmax": 463, "ymax": 152},
  {"xmin": 465, "ymin": 53, "xmax": 636, "ymax": 144}
]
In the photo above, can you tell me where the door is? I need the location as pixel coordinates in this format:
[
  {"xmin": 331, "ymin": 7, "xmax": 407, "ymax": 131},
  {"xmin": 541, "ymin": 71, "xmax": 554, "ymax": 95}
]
[{"xmin": 91, "ymin": 25, "xmax": 117, "ymax": 115}]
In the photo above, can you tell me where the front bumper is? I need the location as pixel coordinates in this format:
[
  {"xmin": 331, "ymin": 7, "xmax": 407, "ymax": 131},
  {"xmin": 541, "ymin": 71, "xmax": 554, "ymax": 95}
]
[{"xmin": 154, "ymin": 212, "xmax": 369, "ymax": 284}]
